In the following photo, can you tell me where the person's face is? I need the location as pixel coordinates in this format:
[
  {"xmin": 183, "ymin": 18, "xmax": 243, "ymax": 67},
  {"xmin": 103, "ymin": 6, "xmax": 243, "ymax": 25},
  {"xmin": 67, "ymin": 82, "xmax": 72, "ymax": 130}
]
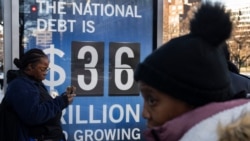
[
  {"xmin": 139, "ymin": 81, "xmax": 193, "ymax": 128},
  {"xmin": 30, "ymin": 57, "xmax": 50, "ymax": 81}
]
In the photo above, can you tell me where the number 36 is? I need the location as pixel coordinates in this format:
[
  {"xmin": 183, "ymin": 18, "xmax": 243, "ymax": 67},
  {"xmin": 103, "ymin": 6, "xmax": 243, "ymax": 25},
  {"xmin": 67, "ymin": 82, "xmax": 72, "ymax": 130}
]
[{"xmin": 71, "ymin": 41, "xmax": 140, "ymax": 96}]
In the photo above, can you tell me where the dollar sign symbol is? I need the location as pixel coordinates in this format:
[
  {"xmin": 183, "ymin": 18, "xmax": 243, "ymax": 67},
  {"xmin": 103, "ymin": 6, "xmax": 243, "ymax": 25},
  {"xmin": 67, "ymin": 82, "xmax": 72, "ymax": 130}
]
[{"xmin": 43, "ymin": 44, "xmax": 66, "ymax": 90}]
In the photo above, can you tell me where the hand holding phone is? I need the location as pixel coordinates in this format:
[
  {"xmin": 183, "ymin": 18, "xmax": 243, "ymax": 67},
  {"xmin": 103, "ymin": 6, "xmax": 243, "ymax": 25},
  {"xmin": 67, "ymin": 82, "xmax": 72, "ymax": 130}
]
[
  {"xmin": 67, "ymin": 86, "xmax": 76, "ymax": 95},
  {"xmin": 70, "ymin": 86, "xmax": 73, "ymax": 94},
  {"xmin": 65, "ymin": 86, "xmax": 76, "ymax": 104}
]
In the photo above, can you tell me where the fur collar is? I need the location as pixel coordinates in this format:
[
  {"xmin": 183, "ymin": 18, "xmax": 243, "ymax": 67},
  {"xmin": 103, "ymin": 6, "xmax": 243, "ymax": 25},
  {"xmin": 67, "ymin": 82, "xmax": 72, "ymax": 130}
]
[{"xmin": 180, "ymin": 101, "xmax": 250, "ymax": 141}]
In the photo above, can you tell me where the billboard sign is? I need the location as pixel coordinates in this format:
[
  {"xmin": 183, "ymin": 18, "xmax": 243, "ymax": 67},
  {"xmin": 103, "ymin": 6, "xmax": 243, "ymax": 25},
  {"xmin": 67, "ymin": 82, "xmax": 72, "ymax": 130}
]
[{"xmin": 21, "ymin": 0, "xmax": 154, "ymax": 140}]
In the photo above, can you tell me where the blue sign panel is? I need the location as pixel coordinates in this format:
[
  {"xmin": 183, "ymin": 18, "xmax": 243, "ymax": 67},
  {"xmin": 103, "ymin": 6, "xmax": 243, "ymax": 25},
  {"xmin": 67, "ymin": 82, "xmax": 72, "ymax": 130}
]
[{"xmin": 22, "ymin": 0, "xmax": 154, "ymax": 140}]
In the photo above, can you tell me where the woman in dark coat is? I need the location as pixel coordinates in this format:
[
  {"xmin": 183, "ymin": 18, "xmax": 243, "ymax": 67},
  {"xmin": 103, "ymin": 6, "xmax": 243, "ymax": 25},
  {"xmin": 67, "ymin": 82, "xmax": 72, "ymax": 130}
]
[{"xmin": 2, "ymin": 48, "xmax": 76, "ymax": 141}]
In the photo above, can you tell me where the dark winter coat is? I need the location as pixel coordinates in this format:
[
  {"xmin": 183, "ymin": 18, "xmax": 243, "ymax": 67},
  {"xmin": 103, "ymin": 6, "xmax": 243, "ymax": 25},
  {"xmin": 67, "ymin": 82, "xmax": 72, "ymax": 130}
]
[
  {"xmin": 230, "ymin": 72, "xmax": 250, "ymax": 96},
  {"xmin": 3, "ymin": 72, "xmax": 68, "ymax": 141}
]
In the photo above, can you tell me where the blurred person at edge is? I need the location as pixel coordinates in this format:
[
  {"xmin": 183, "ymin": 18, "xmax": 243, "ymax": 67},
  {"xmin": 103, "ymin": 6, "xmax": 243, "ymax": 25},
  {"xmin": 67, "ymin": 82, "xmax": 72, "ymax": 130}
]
[
  {"xmin": 222, "ymin": 43, "xmax": 250, "ymax": 98},
  {"xmin": 2, "ymin": 48, "xmax": 76, "ymax": 141},
  {"xmin": 134, "ymin": 2, "xmax": 250, "ymax": 141}
]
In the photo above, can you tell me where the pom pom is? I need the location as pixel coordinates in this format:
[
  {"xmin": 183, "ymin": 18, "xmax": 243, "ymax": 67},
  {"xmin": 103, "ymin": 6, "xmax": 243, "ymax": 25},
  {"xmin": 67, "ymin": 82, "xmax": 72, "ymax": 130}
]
[{"xmin": 190, "ymin": 2, "xmax": 232, "ymax": 46}]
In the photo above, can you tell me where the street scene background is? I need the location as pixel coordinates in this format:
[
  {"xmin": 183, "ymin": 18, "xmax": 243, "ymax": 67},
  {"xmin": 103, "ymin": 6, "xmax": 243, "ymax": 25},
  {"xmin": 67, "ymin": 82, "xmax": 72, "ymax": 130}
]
[
  {"xmin": 163, "ymin": 0, "xmax": 250, "ymax": 76},
  {"xmin": 0, "ymin": 0, "xmax": 249, "ymax": 140}
]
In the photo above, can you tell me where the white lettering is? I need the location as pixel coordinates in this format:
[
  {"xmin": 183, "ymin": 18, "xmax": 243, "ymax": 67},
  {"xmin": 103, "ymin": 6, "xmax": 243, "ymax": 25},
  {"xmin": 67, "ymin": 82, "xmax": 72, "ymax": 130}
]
[
  {"xmin": 37, "ymin": 19, "xmax": 76, "ymax": 32},
  {"xmin": 109, "ymin": 104, "xmax": 124, "ymax": 123},
  {"xmin": 71, "ymin": 3, "xmax": 142, "ymax": 18},
  {"xmin": 58, "ymin": 1, "xmax": 66, "ymax": 14},
  {"xmin": 37, "ymin": 19, "xmax": 47, "ymax": 31},
  {"xmin": 72, "ymin": 128, "xmax": 141, "ymax": 141},
  {"xmin": 85, "ymin": 130, "xmax": 93, "ymax": 141},
  {"xmin": 61, "ymin": 104, "xmax": 140, "ymax": 124},
  {"xmin": 90, "ymin": 105, "xmax": 101, "ymax": 123},
  {"xmin": 82, "ymin": 20, "xmax": 95, "ymax": 33},
  {"xmin": 76, "ymin": 105, "xmax": 88, "ymax": 124},
  {"xmin": 38, "ymin": 2, "xmax": 142, "ymax": 18}
]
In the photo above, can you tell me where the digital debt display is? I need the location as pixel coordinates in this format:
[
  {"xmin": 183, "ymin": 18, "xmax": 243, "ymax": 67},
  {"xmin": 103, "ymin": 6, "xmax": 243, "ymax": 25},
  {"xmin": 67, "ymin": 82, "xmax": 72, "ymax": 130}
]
[{"xmin": 21, "ymin": 0, "xmax": 154, "ymax": 140}]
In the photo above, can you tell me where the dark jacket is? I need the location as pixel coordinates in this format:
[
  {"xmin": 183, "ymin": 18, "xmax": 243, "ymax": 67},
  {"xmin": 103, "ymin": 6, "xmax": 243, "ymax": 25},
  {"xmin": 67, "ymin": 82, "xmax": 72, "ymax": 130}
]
[
  {"xmin": 3, "ymin": 71, "xmax": 68, "ymax": 141},
  {"xmin": 230, "ymin": 72, "xmax": 250, "ymax": 97}
]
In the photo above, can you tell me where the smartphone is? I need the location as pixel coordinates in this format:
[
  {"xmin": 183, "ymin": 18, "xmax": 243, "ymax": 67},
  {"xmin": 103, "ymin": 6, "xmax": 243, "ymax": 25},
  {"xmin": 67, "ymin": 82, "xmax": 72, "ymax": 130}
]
[{"xmin": 70, "ymin": 86, "xmax": 74, "ymax": 94}]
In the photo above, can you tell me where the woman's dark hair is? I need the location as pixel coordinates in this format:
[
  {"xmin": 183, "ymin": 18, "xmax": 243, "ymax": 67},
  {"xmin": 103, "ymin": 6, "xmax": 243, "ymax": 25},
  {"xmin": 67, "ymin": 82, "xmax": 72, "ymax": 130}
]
[{"xmin": 13, "ymin": 48, "xmax": 47, "ymax": 70}]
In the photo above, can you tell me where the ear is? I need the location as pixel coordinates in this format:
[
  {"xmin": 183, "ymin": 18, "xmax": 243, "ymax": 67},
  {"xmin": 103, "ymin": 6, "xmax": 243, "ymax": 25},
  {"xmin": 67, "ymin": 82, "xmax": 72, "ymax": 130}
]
[{"xmin": 26, "ymin": 64, "xmax": 33, "ymax": 71}]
